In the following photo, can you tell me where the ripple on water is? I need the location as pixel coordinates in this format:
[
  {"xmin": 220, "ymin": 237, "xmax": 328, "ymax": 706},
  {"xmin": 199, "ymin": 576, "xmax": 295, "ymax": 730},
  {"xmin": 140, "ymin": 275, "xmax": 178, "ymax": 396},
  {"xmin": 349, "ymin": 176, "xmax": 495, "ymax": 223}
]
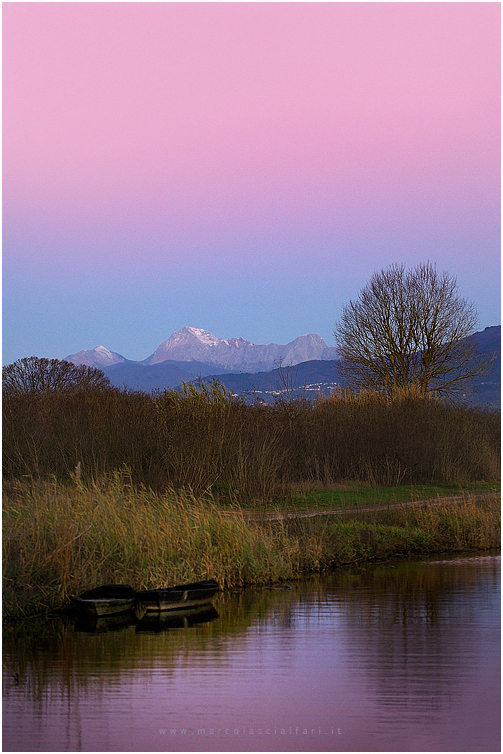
[{"xmin": 3, "ymin": 553, "xmax": 500, "ymax": 752}]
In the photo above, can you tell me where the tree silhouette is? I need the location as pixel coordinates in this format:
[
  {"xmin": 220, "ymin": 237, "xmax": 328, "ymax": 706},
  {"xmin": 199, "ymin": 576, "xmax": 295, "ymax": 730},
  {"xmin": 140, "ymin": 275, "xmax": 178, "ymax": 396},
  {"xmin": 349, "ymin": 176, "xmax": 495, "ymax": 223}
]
[
  {"xmin": 2, "ymin": 356, "xmax": 113, "ymax": 397},
  {"xmin": 334, "ymin": 262, "xmax": 491, "ymax": 398}
]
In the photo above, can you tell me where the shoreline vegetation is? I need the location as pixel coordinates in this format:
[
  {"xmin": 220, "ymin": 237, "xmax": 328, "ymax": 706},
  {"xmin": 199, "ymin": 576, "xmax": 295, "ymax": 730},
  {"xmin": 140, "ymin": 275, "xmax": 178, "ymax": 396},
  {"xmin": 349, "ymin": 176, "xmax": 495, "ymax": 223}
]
[
  {"xmin": 3, "ymin": 479, "xmax": 500, "ymax": 619},
  {"xmin": 3, "ymin": 384, "xmax": 500, "ymax": 619}
]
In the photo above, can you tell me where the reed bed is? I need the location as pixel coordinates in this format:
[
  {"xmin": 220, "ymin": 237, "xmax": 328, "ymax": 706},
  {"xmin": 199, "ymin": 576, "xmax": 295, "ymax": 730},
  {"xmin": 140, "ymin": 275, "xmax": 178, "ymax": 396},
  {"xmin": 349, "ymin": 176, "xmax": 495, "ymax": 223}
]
[
  {"xmin": 2, "ymin": 383, "xmax": 500, "ymax": 496},
  {"xmin": 297, "ymin": 494, "xmax": 501, "ymax": 567},
  {"xmin": 3, "ymin": 479, "xmax": 499, "ymax": 619},
  {"xmin": 2, "ymin": 478, "xmax": 296, "ymax": 617},
  {"xmin": 3, "ymin": 382, "xmax": 500, "ymax": 618}
]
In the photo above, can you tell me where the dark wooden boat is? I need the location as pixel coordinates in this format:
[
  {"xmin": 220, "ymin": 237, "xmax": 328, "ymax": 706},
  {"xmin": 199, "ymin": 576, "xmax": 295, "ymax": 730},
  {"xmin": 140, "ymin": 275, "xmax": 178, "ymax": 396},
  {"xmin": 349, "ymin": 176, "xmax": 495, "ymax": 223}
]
[
  {"xmin": 71, "ymin": 584, "xmax": 136, "ymax": 618},
  {"xmin": 134, "ymin": 579, "xmax": 219, "ymax": 620}
]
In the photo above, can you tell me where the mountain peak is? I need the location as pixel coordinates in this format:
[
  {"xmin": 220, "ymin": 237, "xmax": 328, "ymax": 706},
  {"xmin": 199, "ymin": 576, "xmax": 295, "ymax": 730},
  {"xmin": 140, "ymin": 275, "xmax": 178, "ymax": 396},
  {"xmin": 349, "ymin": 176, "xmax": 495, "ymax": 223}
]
[
  {"xmin": 143, "ymin": 327, "xmax": 337, "ymax": 369},
  {"xmin": 176, "ymin": 327, "xmax": 224, "ymax": 347},
  {"xmin": 64, "ymin": 345, "xmax": 126, "ymax": 368}
]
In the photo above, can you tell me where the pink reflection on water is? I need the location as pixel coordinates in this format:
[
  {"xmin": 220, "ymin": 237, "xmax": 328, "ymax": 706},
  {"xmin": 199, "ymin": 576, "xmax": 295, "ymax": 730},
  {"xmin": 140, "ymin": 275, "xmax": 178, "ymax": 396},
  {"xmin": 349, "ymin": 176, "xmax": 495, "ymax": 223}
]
[{"xmin": 3, "ymin": 556, "xmax": 500, "ymax": 752}]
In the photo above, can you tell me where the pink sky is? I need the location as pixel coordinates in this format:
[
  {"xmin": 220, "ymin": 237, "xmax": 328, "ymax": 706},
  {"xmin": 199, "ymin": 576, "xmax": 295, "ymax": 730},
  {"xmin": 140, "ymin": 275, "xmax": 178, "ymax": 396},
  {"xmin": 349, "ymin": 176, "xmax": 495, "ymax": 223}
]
[{"xmin": 3, "ymin": 2, "xmax": 500, "ymax": 362}]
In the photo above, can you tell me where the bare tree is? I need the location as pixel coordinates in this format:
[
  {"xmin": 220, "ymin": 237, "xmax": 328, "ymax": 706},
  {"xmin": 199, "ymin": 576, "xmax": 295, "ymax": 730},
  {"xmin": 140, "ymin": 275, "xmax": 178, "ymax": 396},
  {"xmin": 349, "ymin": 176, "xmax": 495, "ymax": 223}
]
[
  {"xmin": 2, "ymin": 356, "xmax": 113, "ymax": 397},
  {"xmin": 334, "ymin": 262, "xmax": 490, "ymax": 398}
]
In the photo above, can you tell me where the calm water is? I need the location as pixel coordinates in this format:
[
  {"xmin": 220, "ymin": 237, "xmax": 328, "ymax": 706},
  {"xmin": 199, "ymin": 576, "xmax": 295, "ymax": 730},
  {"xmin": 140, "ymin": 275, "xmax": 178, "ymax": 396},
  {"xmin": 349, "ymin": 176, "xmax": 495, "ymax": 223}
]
[{"xmin": 3, "ymin": 553, "xmax": 500, "ymax": 752}]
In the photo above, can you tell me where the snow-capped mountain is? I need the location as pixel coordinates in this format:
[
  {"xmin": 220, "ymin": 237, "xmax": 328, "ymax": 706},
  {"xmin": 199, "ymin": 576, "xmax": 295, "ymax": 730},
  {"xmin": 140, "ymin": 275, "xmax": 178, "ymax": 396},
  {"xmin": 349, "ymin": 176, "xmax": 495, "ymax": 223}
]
[
  {"xmin": 61, "ymin": 325, "xmax": 500, "ymax": 406},
  {"xmin": 64, "ymin": 345, "xmax": 127, "ymax": 369},
  {"xmin": 143, "ymin": 327, "xmax": 338, "ymax": 371},
  {"xmin": 64, "ymin": 327, "xmax": 338, "ymax": 373}
]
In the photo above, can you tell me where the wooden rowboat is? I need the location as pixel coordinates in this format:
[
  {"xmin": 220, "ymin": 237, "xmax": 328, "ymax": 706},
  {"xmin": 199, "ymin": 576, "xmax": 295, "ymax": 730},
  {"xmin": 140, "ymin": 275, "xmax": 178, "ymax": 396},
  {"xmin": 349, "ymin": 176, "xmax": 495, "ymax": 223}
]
[
  {"xmin": 72, "ymin": 579, "xmax": 219, "ymax": 621},
  {"xmin": 71, "ymin": 584, "xmax": 136, "ymax": 618},
  {"xmin": 134, "ymin": 579, "xmax": 219, "ymax": 620}
]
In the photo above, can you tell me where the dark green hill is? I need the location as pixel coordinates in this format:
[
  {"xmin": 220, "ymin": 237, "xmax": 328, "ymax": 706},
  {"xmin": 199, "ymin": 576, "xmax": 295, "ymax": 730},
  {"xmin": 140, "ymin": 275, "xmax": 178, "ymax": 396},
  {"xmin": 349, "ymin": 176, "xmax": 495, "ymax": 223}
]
[
  {"xmin": 200, "ymin": 326, "xmax": 501, "ymax": 407},
  {"xmin": 104, "ymin": 359, "xmax": 232, "ymax": 392}
]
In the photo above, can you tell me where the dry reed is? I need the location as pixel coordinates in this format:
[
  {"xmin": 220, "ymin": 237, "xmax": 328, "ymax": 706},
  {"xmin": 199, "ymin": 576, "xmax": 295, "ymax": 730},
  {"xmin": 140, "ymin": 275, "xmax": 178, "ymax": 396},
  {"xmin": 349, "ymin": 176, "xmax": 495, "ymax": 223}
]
[
  {"xmin": 3, "ymin": 384, "xmax": 500, "ymax": 496},
  {"xmin": 3, "ymin": 480, "xmax": 499, "ymax": 619}
]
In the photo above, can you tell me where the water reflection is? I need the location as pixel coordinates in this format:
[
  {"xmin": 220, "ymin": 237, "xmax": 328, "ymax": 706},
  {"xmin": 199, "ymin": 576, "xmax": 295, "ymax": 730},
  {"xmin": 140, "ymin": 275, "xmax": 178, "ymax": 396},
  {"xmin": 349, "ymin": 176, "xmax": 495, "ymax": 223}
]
[
  {"xmin": 3, "ymin": 553, "xmax": 500, "ymax": 752},
  {"xmin": 72, "ymin": 605, "xmax": 220, "ymax": 635},
  {"xmin": 135, "ymin": 606, "xmax": 220, "ymax": 634}
]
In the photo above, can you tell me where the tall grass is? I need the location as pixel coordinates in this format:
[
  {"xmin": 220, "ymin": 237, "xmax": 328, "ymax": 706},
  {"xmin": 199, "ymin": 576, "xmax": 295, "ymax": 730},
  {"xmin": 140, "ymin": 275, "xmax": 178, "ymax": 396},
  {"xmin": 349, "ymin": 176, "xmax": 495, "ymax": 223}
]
[
  {"xmin": 291, "ymin": 387, "xmax": 500, "ymax": 484},
  {"xmin": 2, "ymin": 383, "xmax": 500, "ymax": 498},
  {"xmin": 2, "ymin": 478, "xmax": 296, "ymax": 617},
  {"xmin": 3, "ymin": 479, "xmax": 500, "ymax": 618}
]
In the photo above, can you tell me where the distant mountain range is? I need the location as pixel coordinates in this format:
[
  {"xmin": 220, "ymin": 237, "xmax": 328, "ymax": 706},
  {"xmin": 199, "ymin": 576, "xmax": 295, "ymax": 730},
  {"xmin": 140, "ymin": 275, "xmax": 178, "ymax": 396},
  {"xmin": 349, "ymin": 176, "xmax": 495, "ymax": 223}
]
[
  {"xmin": 65, "ymin": 326, "xmax": 338, "ymax": 373},
  {"xmin": 65, "ymin": 325, "xmax": 501, "ymax": 407}
]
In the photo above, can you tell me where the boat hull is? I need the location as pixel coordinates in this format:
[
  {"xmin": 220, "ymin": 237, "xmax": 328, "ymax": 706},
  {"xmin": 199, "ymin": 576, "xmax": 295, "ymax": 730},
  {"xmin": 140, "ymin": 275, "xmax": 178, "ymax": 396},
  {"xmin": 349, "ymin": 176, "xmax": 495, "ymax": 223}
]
[
  {"xmin": 71, "ymin": 596, "xmax": 136, "ymax": 617},
  {"xmin": 71, "ymin": 584, "xmax": 137, "ymax": 618},
  {"xmin": 134, "ymin": 579, "xmax": 219, "ymax": 619},
  {"xmin": 71, "ymin": 580, "xmax": 219, "ymax": 621},
  {"xmin": 136, "ymin": 605, "xmax": 219, "ymax": 632}
]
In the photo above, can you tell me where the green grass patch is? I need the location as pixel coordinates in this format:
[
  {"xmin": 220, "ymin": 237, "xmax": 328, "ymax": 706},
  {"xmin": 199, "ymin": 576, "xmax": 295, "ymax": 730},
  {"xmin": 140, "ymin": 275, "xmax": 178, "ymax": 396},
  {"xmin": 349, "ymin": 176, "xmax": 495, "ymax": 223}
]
[
  {"xmin": 322, "ymin": 520, "xmax": 435, "ymax": 563},
  {"xmin": 284, "ymin": 480, "xmax": 500, "ymax": 512}
]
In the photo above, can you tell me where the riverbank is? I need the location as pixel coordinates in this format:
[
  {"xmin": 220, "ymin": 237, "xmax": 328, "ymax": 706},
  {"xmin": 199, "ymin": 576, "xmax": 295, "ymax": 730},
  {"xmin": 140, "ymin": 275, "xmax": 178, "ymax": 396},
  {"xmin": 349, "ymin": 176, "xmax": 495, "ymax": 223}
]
[{"xmin": 3, "ymin": 479, "xmax": 500, "ymax": 619}]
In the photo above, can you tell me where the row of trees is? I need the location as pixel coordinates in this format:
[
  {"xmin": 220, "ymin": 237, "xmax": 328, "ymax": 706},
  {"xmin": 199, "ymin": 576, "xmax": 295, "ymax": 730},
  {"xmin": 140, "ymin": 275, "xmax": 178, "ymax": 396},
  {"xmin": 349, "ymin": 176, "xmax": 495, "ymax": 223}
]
[
  {"xmin": 3, "ymin": 375, "xmax": 500, "ymax": 492},
  {"xmin": 2, "ymin": 356, "xmax": 112, "ymax": 398}
]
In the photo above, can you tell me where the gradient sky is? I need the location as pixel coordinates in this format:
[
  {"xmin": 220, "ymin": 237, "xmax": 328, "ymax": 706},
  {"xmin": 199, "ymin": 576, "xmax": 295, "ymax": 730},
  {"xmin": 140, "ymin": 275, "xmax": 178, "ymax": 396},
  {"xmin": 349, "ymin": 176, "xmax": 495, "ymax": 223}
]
[{"xmin": 3, "ymin": 2, "xmax": 501, "ymax": 365}]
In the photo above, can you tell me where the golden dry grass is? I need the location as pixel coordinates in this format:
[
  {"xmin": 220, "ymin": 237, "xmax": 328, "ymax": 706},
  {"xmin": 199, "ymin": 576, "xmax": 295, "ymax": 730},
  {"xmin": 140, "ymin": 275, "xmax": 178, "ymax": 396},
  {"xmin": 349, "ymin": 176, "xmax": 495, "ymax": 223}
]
[{"xmin": 3, "ymin": 479, "xmax": 500, "ymax": 618}]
